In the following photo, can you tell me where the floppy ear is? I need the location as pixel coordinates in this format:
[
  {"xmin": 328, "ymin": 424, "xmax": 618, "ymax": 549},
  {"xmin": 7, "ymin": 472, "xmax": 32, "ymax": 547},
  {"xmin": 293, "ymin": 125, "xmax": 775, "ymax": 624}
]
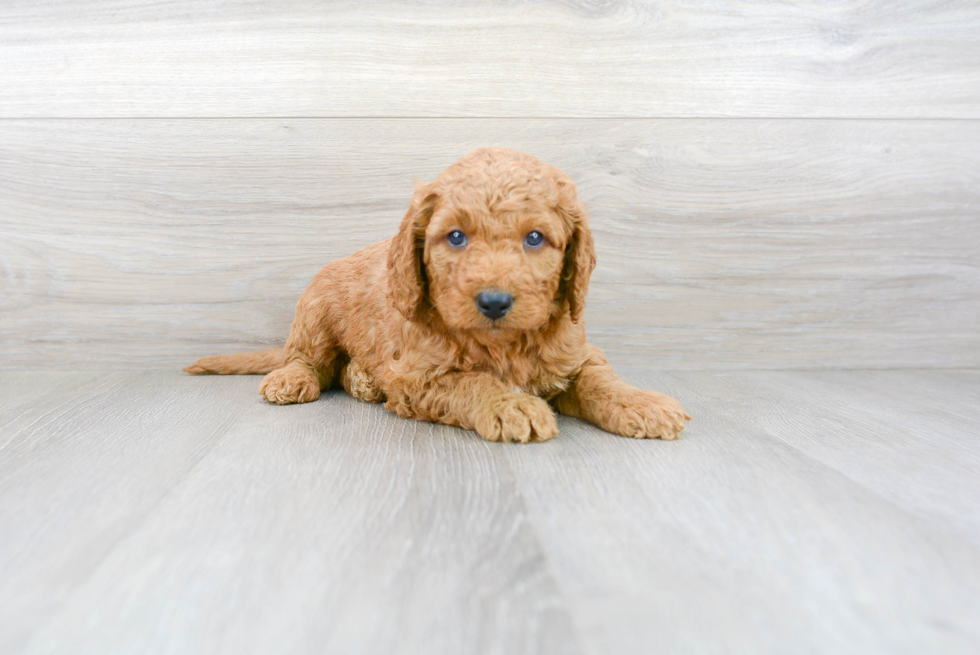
[
  {"xmin": 388, "ymin": 183, "xmax": 437, "ymax": 321},
  {"xmin": 557, "ymin": 181, "xmax": 596, "ymax": 324}
]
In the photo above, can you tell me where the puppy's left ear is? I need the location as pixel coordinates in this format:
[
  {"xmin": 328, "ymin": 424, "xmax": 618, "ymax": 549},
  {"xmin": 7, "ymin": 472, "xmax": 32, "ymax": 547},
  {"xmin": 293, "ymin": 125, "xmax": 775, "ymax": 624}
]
[
  {"xmin": 556, "ymin": 179, "xmax": 596, "ymax": 324},
  {"xmin": 388, "ymin": 182, "xmax": 437, "ymax": 321}
]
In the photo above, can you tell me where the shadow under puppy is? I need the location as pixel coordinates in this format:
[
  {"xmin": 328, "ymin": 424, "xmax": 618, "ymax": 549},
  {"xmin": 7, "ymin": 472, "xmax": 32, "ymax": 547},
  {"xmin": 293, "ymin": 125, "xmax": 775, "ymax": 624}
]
[{"xmin": 186, "ymin": 148, "xmax": 690, "ymax": 443}]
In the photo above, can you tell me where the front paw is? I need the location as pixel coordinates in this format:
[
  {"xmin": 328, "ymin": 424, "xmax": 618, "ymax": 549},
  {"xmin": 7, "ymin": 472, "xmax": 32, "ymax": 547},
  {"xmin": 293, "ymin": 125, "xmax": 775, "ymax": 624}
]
[
  {"xmin": 474, "ymin": 393, "xmax": 559, "ymax": 444},
  {"xmin": 606, "ymin": 389, "xmax": 691, "ymax": 440},
  {"xmin": 259, "ymin": 364, "xmax": 320, "ymax": 405}
]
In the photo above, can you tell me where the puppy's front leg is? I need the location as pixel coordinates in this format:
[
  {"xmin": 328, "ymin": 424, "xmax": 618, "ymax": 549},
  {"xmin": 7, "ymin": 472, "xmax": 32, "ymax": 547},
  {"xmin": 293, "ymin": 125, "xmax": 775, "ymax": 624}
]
[
  {"xmin": 554, "ymin": 348, "xmax": 690, "ymax": 440},
  {"xmin": 388, "ymin": 372, "xmax": 558, "ymax": 443}
]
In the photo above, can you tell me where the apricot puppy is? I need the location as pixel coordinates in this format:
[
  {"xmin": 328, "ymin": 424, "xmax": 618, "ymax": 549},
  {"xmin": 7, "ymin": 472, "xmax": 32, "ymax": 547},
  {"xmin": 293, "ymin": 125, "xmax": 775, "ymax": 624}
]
[{"xmin": 185, "ymin": 148, "xmax": 690, "ymax": 443}]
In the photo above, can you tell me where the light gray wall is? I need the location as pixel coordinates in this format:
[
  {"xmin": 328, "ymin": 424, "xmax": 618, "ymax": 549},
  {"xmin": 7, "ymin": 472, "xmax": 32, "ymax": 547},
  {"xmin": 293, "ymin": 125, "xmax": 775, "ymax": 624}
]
[{"xmin": 1, "ymin": 1, "xmax": 978, "ymax": 369}]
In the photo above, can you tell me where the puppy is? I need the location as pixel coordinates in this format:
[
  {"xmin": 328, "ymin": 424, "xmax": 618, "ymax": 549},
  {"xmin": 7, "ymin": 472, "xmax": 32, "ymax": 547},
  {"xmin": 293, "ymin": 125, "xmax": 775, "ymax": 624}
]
[{"xmin": 185, "ymin": 148, "xmax": 690, "ymax": 443}]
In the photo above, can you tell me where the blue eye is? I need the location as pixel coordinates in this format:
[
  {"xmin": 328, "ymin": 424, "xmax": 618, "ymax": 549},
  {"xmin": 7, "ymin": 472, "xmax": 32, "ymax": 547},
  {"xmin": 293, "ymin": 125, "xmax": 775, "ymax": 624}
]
[
  {"xmin": 524, "ymin": 231, "xmax": 545, "ymax": 248},
  {"xmin": 447, "ymin": 230, "xmax": 467, "ymax": 247}
]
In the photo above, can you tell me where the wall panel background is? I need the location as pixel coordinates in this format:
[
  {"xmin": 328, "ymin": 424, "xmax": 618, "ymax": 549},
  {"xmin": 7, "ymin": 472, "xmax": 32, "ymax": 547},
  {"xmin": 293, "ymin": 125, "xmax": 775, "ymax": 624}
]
[
  {"xmin": 2, "ymin": 1, "xmax": 979, "ymax": 118},
  {"xmin": 1, "ymin": 1, "xmax": 978, "ymax": 369}
]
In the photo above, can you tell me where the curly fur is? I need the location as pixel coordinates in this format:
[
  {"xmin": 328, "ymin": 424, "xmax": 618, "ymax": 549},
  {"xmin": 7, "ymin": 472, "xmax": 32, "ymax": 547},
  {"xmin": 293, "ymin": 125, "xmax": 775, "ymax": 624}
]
[{"xmin": 185, "ymin": 148, "xmax": 689, "ymax": 443}]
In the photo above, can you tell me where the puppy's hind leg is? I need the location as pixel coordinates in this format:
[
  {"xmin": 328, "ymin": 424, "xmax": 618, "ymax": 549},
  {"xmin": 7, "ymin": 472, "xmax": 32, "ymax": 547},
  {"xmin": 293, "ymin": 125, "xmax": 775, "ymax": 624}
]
[
  {"xmin": 341, "ymin": 360, "xmax": 385, "ymax": 404},
  {"xmin": 259, "ymin": 276, "xmax": 341, "ymax": 405},
  {"xmin": 260, "ymin": 357, "xmax": 338, "ymax": 405}
]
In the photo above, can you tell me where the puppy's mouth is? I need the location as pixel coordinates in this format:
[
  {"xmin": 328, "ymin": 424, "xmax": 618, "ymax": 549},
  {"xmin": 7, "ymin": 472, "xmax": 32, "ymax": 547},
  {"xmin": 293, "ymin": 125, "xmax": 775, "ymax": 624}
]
[
  {"xmin": 476, "ymin": 314, "xmax": 513, "ymax": 331},
  {"xmin": 462, "ymin": 322, "xmax": 523, "ymax": 346}
]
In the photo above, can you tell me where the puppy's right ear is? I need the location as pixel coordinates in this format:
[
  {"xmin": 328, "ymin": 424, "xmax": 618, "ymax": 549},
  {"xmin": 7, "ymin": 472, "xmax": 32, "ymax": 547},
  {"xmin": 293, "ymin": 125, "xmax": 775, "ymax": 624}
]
[{"xmin": 387, "ymin": 183, "xmax": 437, "ymax": 321}]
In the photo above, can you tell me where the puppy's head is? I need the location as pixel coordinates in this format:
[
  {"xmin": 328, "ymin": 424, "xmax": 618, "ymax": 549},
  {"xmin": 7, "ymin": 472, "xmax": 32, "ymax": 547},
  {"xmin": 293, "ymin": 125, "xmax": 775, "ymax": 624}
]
[{"xmin": 388, "ymin": 148, "xmax": 595, "ymax": 335}]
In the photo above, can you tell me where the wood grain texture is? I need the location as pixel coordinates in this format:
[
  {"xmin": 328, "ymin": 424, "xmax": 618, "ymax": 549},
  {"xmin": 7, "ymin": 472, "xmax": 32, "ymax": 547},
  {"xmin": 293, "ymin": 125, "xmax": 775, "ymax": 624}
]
[
  {"xmin": 2, "ymin": 118, "xmax": 978, "ymax": 369},
  {"xmin": 1, "ymin": 370, "xmax": 979, "ymax": 654},
  {"xmin": 1, "ymin": 373, "xmax": 579, "ymax": 655},
  {"xmin": 505, "ymin": 370, "xmax": 980, "ymax": 654},
  {"xmin": 1, "ymin": 0, "xmax": 979, "ymax": 118},
  {"xmin": 657, "ymin": 370, "xmax": 980, "ymax": 545},
  {"xmin": 0, "ymin": 373, "xmax": 252, "ymax": 653}
]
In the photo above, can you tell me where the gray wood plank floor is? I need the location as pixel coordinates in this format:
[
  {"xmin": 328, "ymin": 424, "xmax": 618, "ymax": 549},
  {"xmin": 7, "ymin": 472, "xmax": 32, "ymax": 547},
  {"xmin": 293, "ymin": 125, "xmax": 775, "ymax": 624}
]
[{"xmin": 1, "ymin": 370, "xmax": 978, "ymax": 654}]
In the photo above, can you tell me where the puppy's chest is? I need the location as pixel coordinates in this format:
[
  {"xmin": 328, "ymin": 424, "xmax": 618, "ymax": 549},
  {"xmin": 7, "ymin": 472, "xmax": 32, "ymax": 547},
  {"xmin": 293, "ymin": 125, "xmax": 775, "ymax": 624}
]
[{"xmin": 466, "ymin": 348, "xmax": 573, "ymax": 399}]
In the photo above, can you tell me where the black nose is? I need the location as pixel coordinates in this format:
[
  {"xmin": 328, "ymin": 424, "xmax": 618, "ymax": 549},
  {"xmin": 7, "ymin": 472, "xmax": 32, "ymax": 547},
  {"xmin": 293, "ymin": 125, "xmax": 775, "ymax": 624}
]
[{"xmin": 475, "ymin": 290, "xmax": 513, "ymax": 320}]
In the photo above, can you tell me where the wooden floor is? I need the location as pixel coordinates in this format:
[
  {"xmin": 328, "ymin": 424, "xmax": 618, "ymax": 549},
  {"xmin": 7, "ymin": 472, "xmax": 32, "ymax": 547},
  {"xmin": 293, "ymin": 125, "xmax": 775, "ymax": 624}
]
[{"xmin": 1, "ymin": 369, "xmax": 978, "ymax": 654}]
